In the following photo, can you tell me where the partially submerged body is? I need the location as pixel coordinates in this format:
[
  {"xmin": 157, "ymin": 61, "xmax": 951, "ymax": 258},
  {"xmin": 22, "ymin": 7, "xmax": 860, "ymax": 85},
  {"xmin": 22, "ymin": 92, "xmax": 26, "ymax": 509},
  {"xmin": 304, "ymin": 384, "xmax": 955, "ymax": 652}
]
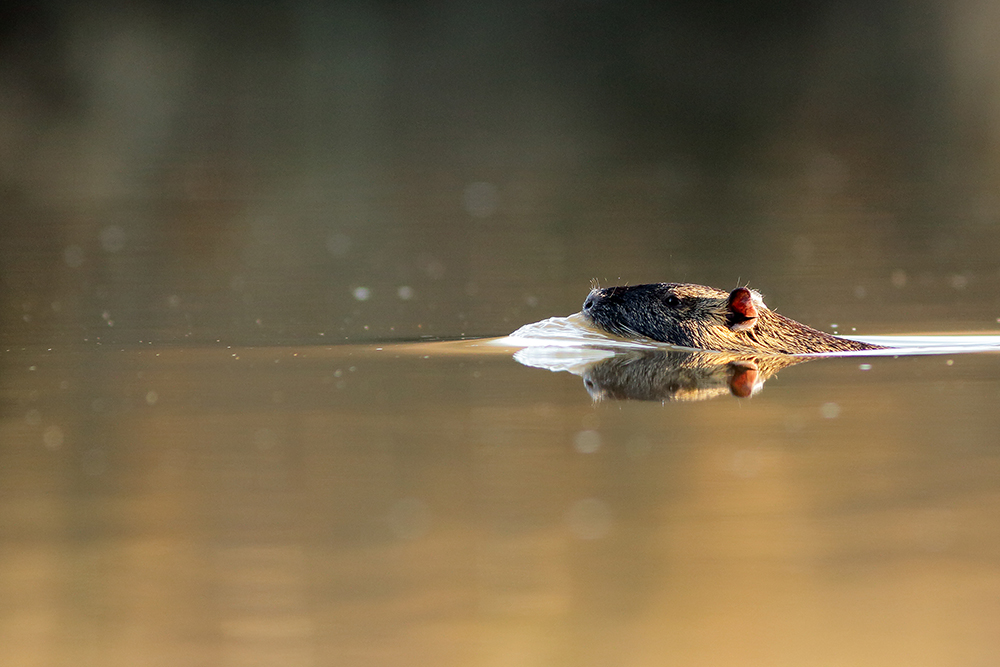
[{"xmin": 582, "ymin": 282, "xmax": 883, "ymax": 355}]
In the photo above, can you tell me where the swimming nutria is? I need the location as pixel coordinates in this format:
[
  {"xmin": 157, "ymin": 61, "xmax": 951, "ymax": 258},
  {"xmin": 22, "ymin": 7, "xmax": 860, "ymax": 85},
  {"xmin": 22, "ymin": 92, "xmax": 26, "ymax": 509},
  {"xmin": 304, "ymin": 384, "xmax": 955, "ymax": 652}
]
[{"xmin": 582, "ymin": 283, "xmax": 884, "ymax": 354}]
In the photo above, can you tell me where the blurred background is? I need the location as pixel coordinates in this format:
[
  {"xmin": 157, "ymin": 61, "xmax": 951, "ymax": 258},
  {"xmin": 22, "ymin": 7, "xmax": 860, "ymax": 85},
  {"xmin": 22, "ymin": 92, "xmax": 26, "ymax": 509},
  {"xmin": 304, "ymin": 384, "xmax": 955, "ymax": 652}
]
[
  {"xmin": 4, "ymin": 0, "xmax": 1000, "ymax": 346},
  {"xmin": 7, "ymin": 3, "xmax": 1000, "ymax": 667}
]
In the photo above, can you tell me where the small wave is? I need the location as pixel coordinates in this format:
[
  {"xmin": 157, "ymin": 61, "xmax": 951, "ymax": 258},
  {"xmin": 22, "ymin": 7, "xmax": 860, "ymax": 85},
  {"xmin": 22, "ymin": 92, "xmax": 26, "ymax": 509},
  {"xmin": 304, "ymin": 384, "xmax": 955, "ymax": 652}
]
[
  {"xmin": 491, "ymin": 313, "xmax": 660, "ymax": 350},
  {"xmin": 495, "ymin": 314, "xmax": 1000, "ymax": 357},
  {"xmin": 840, "ymin": 335, "xmax": 1000, "ymax": 356}
]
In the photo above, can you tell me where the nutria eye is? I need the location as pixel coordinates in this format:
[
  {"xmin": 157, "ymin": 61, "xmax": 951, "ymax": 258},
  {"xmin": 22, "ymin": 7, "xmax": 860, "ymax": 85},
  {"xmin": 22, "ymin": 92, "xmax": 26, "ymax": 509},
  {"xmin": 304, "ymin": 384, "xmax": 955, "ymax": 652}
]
[{"xmin": 665, "ymin": 295, "xmax": 681, "ymax": 308}]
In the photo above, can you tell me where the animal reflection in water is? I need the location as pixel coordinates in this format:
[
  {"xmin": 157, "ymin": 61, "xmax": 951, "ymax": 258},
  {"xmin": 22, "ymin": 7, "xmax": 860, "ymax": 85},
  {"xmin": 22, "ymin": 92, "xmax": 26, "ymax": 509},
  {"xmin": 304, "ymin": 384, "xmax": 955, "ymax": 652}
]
[{"xmin": 518, "ymin": 348, "xmax": 804, "ymax": 402}]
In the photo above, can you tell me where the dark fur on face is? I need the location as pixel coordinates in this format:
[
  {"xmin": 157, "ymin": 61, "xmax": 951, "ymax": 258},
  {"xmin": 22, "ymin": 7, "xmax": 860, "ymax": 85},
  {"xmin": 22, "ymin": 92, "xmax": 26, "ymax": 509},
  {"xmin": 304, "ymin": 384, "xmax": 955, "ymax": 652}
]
[{"xmin": 582, "ymin": 283, "xmax": 882, "ymax": 355}]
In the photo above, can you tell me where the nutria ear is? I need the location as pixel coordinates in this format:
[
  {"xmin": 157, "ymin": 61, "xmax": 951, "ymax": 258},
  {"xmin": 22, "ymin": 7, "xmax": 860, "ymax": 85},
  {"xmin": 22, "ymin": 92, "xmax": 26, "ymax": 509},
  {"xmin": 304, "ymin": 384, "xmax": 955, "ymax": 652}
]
[{"xmin": 727, "ymin": 287, "xmax": 758, "ymax": 332}]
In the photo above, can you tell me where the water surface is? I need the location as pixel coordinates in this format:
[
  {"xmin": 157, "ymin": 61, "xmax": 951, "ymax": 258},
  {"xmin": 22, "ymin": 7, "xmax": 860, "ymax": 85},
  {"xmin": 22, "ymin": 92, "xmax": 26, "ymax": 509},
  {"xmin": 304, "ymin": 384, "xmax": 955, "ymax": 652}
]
[
  {"xmin": 4, "ymin": 335, "xmax": 1000, "ymax": 666},
  {"xmin": 6, "ymin": 3, "xmax": 1000, "ymax": 664}
]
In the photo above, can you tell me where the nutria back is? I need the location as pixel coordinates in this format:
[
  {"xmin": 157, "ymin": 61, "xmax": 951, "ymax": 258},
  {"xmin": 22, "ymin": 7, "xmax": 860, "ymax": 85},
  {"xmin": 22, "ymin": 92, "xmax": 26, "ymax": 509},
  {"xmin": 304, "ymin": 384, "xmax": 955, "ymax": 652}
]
[{"xmin": 582, "ymin": 282, "xmax": 882, "ymax": 354}]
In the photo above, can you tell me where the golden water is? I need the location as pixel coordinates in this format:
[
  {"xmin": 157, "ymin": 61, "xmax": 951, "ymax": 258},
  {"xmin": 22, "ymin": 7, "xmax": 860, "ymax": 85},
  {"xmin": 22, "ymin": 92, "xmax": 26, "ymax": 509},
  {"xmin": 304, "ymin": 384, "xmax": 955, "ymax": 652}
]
[{"xmin": 4, "ymin": 341, "xmax": 1000, "ymax": 666}]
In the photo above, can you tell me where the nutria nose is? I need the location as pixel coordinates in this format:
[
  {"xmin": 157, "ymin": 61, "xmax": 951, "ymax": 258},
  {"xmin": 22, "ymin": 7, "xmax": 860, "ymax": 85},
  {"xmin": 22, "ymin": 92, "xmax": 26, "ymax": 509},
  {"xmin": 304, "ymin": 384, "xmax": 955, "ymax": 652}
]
[{"xmin": 583, "ymin": 289, "xmax": 601, "ymax": 312}]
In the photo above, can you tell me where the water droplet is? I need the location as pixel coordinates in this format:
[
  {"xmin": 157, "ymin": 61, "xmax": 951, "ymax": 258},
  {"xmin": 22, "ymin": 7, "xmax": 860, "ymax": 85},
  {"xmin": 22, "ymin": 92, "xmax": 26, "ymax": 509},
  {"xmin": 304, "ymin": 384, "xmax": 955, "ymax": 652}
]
[
  {"xmin": 352, "ymin": 287, "xmax": 371, "ymax": 301},
  {"xmin": 326, "ymin": 232, "xmax": 351, "ymax": 258},
  {"xmin": 626, "ymin": 436, "xmax": 651, "ymax": 459},
  {"xmin": 64, "ymin": 245, "xmax": 84, "ymax": 268},
  {"xmin": 99, "ymin": 225, "xmax": 125, "ymax": 253},
  {"xmin": 784, "ymin": 414, "xmax": 806, "ymax": 433},
  {"xmin": 424, "ymin": 258, "xmax": 446, "ymax": 280},
  {"xmin": 43, "ymin": 425, "xmax": 64, "ymax": 450},
  {"xmin": 566, "ymin": 498, "xmax": 612, "ymax": 540},
  {"xmin": 81, "ymin": 448, "xmax": 106, "ymax": 476},
  {"xmin": 254, "ymin": 428, "xmax": 276, "ymax": 450},
  {"xmin": 729, "ymin": 449, "xmax": 764, "ymax": 478},
  {"xmin": 573, "ymin": 430, "xmax": 601, "ymax": 454},
  {"xmin": 791, "ymin": 235, "xmax": 814, "ymax": 263},
  {"xmin": 462, "ymin": 181, "xmax": 499, "ymax": 217},
  {"xmin": 820, "ymin": 402, "xmax": 841, "ymax": 419}
]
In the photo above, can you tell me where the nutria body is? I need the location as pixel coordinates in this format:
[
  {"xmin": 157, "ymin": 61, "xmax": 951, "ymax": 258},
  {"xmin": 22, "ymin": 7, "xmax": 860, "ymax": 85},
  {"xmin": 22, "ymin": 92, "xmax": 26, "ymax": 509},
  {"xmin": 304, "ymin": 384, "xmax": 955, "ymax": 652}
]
[{"xmin": 582, "ymin": 283, "xmax": 884, "ymax": 354}]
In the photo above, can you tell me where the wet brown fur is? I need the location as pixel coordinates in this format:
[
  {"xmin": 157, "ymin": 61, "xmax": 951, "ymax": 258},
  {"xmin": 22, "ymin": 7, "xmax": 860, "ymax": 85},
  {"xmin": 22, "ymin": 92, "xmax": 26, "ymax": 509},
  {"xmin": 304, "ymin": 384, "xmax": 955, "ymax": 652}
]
[
  {"xmin": 582, "ymin": 282, "xmax": 883, "ymax": 355},
  {"xmin": 582, "ymin": 350, "xmax": 803, "ymax": 401}
]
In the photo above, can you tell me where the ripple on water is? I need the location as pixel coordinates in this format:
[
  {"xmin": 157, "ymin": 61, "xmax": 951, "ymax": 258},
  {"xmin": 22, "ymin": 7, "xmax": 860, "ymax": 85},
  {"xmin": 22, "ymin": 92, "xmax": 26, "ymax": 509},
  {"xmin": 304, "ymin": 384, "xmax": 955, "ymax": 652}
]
[{"xmin": 497, "ymin": 314, "xmax": 1000, "ymax": 358}]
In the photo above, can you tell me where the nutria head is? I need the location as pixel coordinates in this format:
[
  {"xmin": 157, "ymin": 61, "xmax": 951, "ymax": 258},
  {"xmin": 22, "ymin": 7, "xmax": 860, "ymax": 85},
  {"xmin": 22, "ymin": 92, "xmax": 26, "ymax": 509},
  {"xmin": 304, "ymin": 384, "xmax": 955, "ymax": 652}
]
[{"xmin": 582, "ymin": 282, "xmax": 880, "ymax": 354}]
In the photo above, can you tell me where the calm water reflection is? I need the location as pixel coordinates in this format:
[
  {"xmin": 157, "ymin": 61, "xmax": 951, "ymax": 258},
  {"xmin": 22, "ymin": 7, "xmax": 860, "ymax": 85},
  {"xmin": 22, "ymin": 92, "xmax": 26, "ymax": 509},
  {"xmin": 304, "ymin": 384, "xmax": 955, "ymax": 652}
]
[
  {"xmin": 4, "ymin": 342, "xmax": 1000, "ymax": 665},
  {"xmin": 7, "ymin": 2, "xmax": 1000, "ymax": 663}
]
